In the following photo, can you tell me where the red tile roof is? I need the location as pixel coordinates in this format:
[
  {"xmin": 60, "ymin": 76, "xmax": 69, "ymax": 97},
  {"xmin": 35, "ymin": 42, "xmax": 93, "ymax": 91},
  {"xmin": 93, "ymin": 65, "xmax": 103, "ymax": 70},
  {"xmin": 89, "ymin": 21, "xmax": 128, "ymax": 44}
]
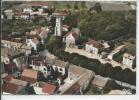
[
  {"xmin": 3, "ymin": 74, "xmax": 13, "ymax": 82},
  {"xmin": 63, "ymin": 32, "xmax": 77, "ymax": 38},
  {"xmin": 21, "ymin": 69, "xmax": 38, "ymax": 83},
  {"xmin": 63, "ymin": 25, "xmax": 70, "ymax": 29},
  {"xmin": 42, "ymin": 83, "xmax": 57, "ymax": 95},
  {"xmin": 2, "ymin": 82, "xmax": 19, "ymax": 94},
  {"xmin": 86, "ymin": 39, "xmax": 104, "ymax": 48}
]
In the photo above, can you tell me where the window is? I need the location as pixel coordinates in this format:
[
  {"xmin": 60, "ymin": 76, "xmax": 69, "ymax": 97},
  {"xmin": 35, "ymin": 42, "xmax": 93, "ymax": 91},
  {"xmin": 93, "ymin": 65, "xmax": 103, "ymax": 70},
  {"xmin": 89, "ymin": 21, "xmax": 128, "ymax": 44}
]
[
  {"xmin": 59, "ymin": 68, "xmax": 63, "ymax": 71},
  {"xmin": 44, "ymin": 68, "xmax": 46, "ymax": 71}
]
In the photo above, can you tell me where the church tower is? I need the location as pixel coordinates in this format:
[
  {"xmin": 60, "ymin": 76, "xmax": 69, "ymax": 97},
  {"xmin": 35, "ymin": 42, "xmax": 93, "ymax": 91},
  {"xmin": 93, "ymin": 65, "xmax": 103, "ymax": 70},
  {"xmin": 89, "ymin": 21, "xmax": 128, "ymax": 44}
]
[{"xmin": 54, "ymin": 17, "xmax": 62, "ymax": 36}]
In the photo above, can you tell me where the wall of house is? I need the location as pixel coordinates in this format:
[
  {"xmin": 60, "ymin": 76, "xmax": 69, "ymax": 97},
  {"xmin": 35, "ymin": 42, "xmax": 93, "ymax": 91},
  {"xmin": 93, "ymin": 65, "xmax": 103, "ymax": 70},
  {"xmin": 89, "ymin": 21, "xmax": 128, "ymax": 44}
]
[
  {"xmin": 85, "ymin": 44, "xmax": 98, "ymax": 55},
  {"xmin": 122, "ymin": 57, "xmax": 133, "ymax": 68},
  {"xmin": 26, "ymin": 39, "xmax": 37, "ymax": 50},
  {"xmin": 65, "ymin": 34, "xmax": 75, "ymax": 47},
  {"xmin": 23, "ymin": 8, "xmax": 32, "ymax": 13}
]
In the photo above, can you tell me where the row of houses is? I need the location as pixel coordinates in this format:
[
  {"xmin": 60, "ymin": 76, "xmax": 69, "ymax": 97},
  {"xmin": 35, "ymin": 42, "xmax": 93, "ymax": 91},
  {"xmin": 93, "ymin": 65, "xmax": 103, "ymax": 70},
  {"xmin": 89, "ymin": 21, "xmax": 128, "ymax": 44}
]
[
  {"xmin": 1, "ymin": 54, "xmax": 95, "ymax": 95},
  {"xmin": 2, "ymin": 1, "xmax": 69, "ymax": 20}
]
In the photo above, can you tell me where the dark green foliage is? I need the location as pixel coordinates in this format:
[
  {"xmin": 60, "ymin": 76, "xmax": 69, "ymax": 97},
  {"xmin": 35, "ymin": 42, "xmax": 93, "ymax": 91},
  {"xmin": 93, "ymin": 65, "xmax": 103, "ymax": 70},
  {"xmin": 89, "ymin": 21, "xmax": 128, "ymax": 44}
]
[
  {"xmin": 74, "ymin": 2, "xmax": 79, "ymax": 10},
  {"xmin": 80, "ymin": 1, "xmax": 87, "ymax": 9},
  {"xmin": 66, "ymin": 4, "xmax": 71, "ymax": 9},
  {"xmin": 103, "ymin": 79, "xmax": 123, "ymax": 93},
  {"xmin": 93, "ymin": 2, "xmax": 102, "ymax": 13},
  {"xmin": 78, "ymin": 10, "xmax": 136, "ymax": 41}
]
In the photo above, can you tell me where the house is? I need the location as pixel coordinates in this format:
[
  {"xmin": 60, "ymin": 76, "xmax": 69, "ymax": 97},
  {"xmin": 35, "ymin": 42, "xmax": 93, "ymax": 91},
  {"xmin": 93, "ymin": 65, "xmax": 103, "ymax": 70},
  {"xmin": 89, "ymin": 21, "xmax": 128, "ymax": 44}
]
[
  {"xmin": 52, "ymin": 10, "xmax": 68, "ymax": 20},
  {"xmin": 3, "ymin": 74, "xmax": 13, "ymax": 83},
  {"xmin": 1, "ymin": 48, "xmax": 10, "ymax": 64},
  {"xmin": 3, "ymin": 74, "xmax": 28, "ymax": 87},
  {"xmin": 2, "ymin": 82, "xmax": 23, "ymax": 94},
  {"xmin": 2, "ymin": 75, "xmax": 26, "ymax": 95},
  {"xmin": 4, "ymin": 9, "xmax": 14, "ymax": 19},
  {"xmin": 85, "ymin": 39, "xmax": 110, "ymax": 57},
  {"xmin": 29, "ymin": 60, "xmax": 48, "ymax": 75},
  {"xmin": 4, "ymin": 63, "xmax": 18, "ymax": 74},
  {"xmin": 63, "ymin": 83, "xmax": 80, "ymax": 94},
  {"xmin": 34, "ymin": 26, "xmax": 48, "ymax": 43},
  {"xmin": 63, "ymin": 25, "xmax": 70, "ymax": 32},
  {"xmin": 68, "ymin": 64, "xmax": 95, "ymax": 93},
  {"xmin": 85, "ymin": 39, "xmax": 103, "ymax": 57},
  {"xmin": 10, "ymin": 78, "xmax": 28, "ymax": 87},
  {"xmin": 21, "ymin": 69, "xmax": 38, "ymax": 83},
  {"xmin": 71, "ymin": 28, "xmax": 81, "ymax": 38},
  {"xmin": 19, "ymin": 44, "xmax": 32, "ymax": 55},
  {"xmin": 122, "ymin": 53, "xmax": 135, "ymax": 68},
  {"xmin": 26, "ymin": 38, "xmax": 39, "ymax": 51},
  {"xmin": 92, "ymin": 75, "xmax": 108, "ymax": 90},
  {"xmin": 42, "ymin": 83, "xmax": 57, "ymax": 95},
  {"xmin": 1, "ymin": 40, "xmax": 22, "ymax": 50},
  {"xmin": 63, "ymin": 32, "xmax": 79, "ymax": 48},
  {"xmin": 13, "ymin": 4, "xmax": 32, "ymax": 14}
]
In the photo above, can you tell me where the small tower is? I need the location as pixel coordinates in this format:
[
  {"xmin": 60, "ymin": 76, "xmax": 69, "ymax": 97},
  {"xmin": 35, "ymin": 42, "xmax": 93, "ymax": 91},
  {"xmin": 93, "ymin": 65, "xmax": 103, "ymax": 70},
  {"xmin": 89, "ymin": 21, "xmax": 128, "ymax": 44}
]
[{"xmin": 54, "ymin": 17, "xmax": 62, "ymax": 36}]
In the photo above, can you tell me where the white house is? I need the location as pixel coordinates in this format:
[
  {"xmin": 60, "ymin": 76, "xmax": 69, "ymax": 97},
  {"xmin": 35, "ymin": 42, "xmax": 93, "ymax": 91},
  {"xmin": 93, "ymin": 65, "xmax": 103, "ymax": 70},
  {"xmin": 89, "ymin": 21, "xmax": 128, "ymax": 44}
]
[
  {"xmin": 29, "ymin": 60, "xmax": 48, "ymax": 76},
  {"xmin": 4, "ymin": 9, "xmax": 14, "ymax": 19},
  {"xmin": 85, "ymin": 39, "xmax": 104, "ymax": 56},
  {"xmin": 1, "ymin": 48, "xmax": 10, "ymax": 64},
  {"xmin": 63, "ymin": 32, "xmax": 76, "ymax": 48},
  {"xmin": 85, "ymin": 39, "xmax": 110, "ymax": 58},
  {"xmin": 122, "ymin": 53, "xmax": 135, "ymax": 68},
  {"xmin": 26, "ymin": 38, "xmax": 39, "ymax": 51}
]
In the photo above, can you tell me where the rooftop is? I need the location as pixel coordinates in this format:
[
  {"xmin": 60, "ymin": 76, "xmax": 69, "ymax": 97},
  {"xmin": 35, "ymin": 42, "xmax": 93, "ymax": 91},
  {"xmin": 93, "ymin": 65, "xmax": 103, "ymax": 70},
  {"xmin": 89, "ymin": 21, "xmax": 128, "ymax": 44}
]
[
  {"xmin": 92, "ymin": 75, "xmax": 109, "ymax": 89},
  {"xmin": 21, "ymin": 69, "xmax": 38, "ymax": 79},
  {"xmin": 10, "ymin": 78, "xmax": 28, "ymax": 87},
  {"xmin": 1, "ymin": 48, "xmax": 9, "ymax": 57},
  {"xmin": 2, "ymin": 82, "xmax": 20, "ymax": 94},
  {"xmin": 54, "ymin": 59, "xmax": 68, "ymax": 68},
  {"xmin": 123, "ymin": 53, "xmax": 135, "ymax": 60},
  {"xmin": 86, "ymin": 39, "xmax": 104, "ymax": 48},
  {"xmin": 42, "ymin": 83, "xmax": 57, "ymax": 95}
]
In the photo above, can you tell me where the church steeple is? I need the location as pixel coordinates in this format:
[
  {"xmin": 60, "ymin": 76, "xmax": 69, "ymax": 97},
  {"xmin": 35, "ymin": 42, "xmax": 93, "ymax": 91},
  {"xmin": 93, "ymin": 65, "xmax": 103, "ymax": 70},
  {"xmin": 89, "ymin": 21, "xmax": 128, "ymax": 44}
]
[{"xmin": 54, "ymin": 17, "xmax": 62, "ymax": 36}]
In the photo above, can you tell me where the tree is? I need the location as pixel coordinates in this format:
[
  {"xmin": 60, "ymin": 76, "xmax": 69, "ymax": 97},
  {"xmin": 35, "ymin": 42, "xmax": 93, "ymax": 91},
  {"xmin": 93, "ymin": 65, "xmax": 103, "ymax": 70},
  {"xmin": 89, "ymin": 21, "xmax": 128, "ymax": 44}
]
[
  {"xmin": 81, "ymin": 1, "xmax": 87, "ymax": 9},
  {"xmin": 66, "ymin": 4, "xmax": 71, "ymax": 9},
  {"xmin": 93, "ymin": 2, "xmax": 102, "ymax": 13},
  {"xmin": 74, "ymin": 2, "xmax": 79, "ymax": 10}
]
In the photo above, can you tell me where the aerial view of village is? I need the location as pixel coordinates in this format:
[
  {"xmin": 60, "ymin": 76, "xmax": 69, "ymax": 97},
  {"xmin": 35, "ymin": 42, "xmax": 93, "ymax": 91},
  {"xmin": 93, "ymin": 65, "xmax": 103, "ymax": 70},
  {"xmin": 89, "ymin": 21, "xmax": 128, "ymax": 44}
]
[{"xmin": 1, "ymin": 1, "xmax": 136, "ymax": 95}]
